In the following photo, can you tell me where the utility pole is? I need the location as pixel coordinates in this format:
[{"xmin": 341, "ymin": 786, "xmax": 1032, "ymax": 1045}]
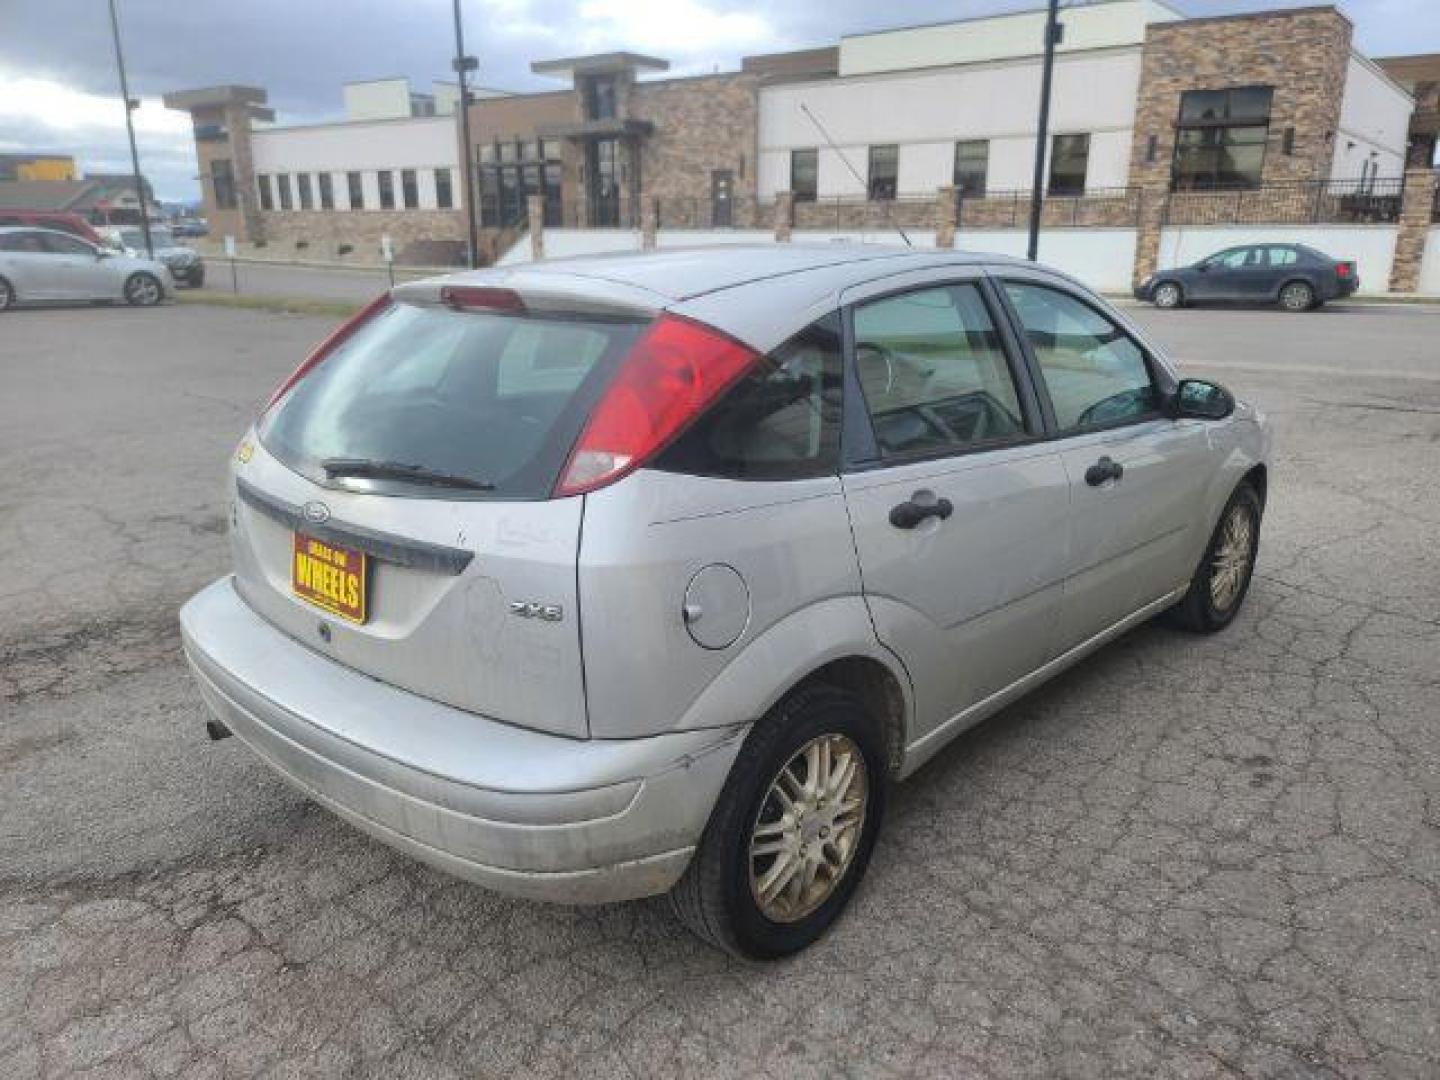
[
  {"xmin": 107, "ymin": 0, "xmax": 153, "ymax": 259},
  {"xmin": 1026, "ymin": 0, "xmax": 1061, "ymax": 262},
  {"xmin": 452, "ymin": 0, "xmax": 481, "ymax": 269}
]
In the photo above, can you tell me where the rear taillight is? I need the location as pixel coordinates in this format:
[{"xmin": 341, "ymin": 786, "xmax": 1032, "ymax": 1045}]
[
  {"xmin": 555, "ymin": 313, "xmax": 760, "ymax": 497},
  {"xmin": 1336, "ymin": 262, "xmax": 1354, "ymax": 279},
  {"xmin": 263, "ymin": 293, "xmax": 391, "ymax": 413}
]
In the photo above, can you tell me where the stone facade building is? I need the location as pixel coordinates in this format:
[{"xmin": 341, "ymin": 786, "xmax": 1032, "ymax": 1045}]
[{"xmin": 166, "ymin": 1, "xmax": 1438, "ymax": 290}]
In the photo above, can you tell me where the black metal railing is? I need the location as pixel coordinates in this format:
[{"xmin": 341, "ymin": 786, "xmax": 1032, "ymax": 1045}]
[
  {"xmin": 952, "ymin": 186, "xmax": 1142, "ymax": 229},
  {"xmin": 1163, "ymin": 178, "xmax": 1404, "ymax": 226}
]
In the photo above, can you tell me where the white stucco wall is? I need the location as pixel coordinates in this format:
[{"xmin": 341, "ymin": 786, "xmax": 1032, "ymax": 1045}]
[
  {"xmin": 1157, "ymin": 225, "xmax": 1398, "ymax": 295},
  {"xmin": 758, "ymin": 49, "xmax": 1142, "ymax": 199},
  {"xmin": 953, "ymin": 228, "xmax": 1138, "ymax": 291},
  {"xmin": 1418, "ymin": 228, "xmax": 1440, "ymax": 296},
  {"xmin": 837, "ymin": 0, "xmax": 1182, "ymax": 77},
  {"xmin": 1331, "ymin": 54, "xmax": 1414, "ymax": 183},
  {"xmin": 251, "ymin": 116, "xmax": 460, "ymax": 211},
  {"xmin": 342, "ymin": 79, "xmax": 414, "ymax": 122}
]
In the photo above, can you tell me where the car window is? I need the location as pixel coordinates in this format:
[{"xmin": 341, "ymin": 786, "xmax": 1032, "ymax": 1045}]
[
  {"xmin": 653, "ymin": 312, "xmax": 844, "ymax": 480},
  {"xmin": 1, "ymin": 231, "xmax": 48, "ymax": 254},
  {"xmin": 1209, "ymin": 248, "xmax": 1252, "ymax": 270},
  {"xmin": 1266, "ymin": 247, "xmax": 1298, "ymax": 267},
  {"xmin": 41, "ymin": 233, "xmax": 94, "ymax": 256},
  {"xmin": 1003, "ymin": 282, "xmax": 1158, "ymax": 432},
  {"xmin": 852, "ymin": 284, "xmax": 1024, "ymax": 459}
]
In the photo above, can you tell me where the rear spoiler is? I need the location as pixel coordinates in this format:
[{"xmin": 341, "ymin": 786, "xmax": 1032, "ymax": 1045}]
[{"xmin": 391, "ymin": 272, "xmax": 662, "ymax": 323}]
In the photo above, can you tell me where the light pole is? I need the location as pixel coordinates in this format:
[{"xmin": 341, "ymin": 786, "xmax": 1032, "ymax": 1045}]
[
  {"xmin": 1026, "ymin": 0, "xmax": 1061, "ymax": 262},
  {"xmin": 107, "ymin": 0, "xmax": 153, "ymax": 259},
  {"xmin": 452, "ymin": 0, "xmax": 481, "ymax": 269}
]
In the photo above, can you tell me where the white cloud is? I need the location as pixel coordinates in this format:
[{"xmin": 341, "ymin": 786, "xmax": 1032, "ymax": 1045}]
[
  {"xmin": 0, "ymin": 67, "xmax": 196, "ymax": 200},
  {"xmin": 573, "ymin": 0, "xmax": 781, "ymax": 57}
]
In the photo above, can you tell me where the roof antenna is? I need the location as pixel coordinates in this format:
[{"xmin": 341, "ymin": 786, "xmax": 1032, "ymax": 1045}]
[{"xmin": 799, "ymin": 102, "xmax": 911, "ymax": 247}]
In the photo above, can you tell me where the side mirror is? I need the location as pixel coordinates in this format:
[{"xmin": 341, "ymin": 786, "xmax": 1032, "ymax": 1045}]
[
  {"xmin": 1197, "ymin": 262, "xmax": 1210, "ymax": 273},
  {"xmin": 1171, "ymin": 378, "xmax": 1234, "ymax": 420}
]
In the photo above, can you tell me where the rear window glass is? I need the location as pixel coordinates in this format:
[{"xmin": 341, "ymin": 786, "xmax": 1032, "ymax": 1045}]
[{"xmin": 259, "ymin": 301, "xmax": 644, "ymax": 499}]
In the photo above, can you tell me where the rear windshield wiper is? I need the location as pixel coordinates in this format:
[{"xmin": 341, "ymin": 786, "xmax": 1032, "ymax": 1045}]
[{"xmin": 321, "ymin": 458, "xmax": 495, "ymax": 491}]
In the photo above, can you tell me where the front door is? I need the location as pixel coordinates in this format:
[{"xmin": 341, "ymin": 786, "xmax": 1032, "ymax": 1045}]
[
  {"xmin": 711, "ymin": 170, "xmax": 734, "ymax": 228},
  {"xmin": 41, "ymin": 232, "xmax": 110, "ymax": 299},
  {"xmin": 1190, "ymin": 246, "xmax": 1253, "ymax": 301},
  {"xmin": 998, "ymin": 276, "xmax": 1214, "ymax": 649},
  {"xmin": 838, "ymin": 273, "xmax": 1069, "ymax": 744},
  {"xmin": 587, "ymin": 138, "xmax": 620, "ymax": 228}
]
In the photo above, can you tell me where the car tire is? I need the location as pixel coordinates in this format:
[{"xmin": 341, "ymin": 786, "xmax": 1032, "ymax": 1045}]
[
  {"xmin": 124, "ymin": 272, "xmax": 163, "ymax": 307},
  {"xmin": 0, "ymin": 276, "xmax": 13, "ymax": 312},
  {"xmin": 669, "ymin": 683, "xmax": 888, "ymax": 960},
  {"xmin": 1152, "ymin": 281, "xmax": 1183, "ymax": 309},
  {"xmin": 1168, "ymin": 482, "xmax": 1263, "ymax": 633},
  {"xmin": 1278, "ymin": 280, "xmax": 1315, "ymax": 312}
]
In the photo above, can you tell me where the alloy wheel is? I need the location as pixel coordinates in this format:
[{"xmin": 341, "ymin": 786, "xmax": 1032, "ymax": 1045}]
[
  {"xmin": 748, "ymin": 733, "xmax": 869, "ymax": 923},
  {"xmin": 1154, "ymin": 283, "xmax": 1181, "ymax": 309},
  {"xmin": 1209, "ymin": 503, "xmax": 1255, "ymax": 612},
  {"xmin": 1280, "ymin": 283, "xmax": 1312, "ymax": 311},
  {"xmin": 127, "ymin": 275, "xmax": 161, "ymax": 306}
]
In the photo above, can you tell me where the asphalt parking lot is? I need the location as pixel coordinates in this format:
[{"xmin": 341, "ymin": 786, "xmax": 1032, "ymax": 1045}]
[{"xmin": 2, "ymin": 300, "xmax": 1438, "ymax": 1078}]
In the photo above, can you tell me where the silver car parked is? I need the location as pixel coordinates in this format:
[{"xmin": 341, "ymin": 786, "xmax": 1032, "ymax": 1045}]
[
  {"xmin": 180, "ymin": 246, "xmax": 1270, "ymax": 958},
  {"xmin": 0, "ymin": 226, "xmax": 172, "ymax": 310}
]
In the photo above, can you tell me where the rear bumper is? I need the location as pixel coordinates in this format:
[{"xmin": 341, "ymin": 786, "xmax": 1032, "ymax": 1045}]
[{"xmin": 179, "ymin": 577, "xmax": 745, "ymax": 904}]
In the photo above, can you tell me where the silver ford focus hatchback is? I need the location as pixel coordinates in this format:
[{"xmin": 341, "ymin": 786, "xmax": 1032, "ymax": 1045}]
[{"xmin": 181, "ymin": 246, "xmax": 1270, "ymax": 958}]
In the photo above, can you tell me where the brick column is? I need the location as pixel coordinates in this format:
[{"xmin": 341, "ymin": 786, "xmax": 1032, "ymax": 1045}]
[
  {"xmin": 935, "ymin": 186, "xmax": 957, "ymax": 249},
  {"xmin": 640, "ymin": 195, "xmax": 658, "ymax": 250},
  {"xmin": 773, "ymin": 191, "xmax": 794, "ymax": 243},
  {"xmin": 1389, "ymin": 168, "xmax": 1436, "ymax": 294},
  {"xmin": 1132, "ymin": 186, "xmax": 1165, "ymax": 287},
  {"xmin": 527, "ymin": 194, "xmax": 545, "ymax": 261}
]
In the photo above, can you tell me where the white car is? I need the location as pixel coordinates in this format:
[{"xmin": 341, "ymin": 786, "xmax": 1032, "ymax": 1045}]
[{"xmin": 0, "ymin": 226, "xmax": 172, "ymax": 310}]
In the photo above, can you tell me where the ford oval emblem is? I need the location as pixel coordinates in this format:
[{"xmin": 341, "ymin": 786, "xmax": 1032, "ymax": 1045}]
[{"xmin": 302, "ymin": 501, "xmax": 331, "ymax": 525}]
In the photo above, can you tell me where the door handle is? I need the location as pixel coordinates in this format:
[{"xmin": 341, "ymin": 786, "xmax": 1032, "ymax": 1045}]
[
  {"xmin": 1084, "ymin": 456, "xmax": 1124, "ymax": 487},
  {"xmin": 889, "ymin": 492, "xmax": 954, "ymax": 530}
]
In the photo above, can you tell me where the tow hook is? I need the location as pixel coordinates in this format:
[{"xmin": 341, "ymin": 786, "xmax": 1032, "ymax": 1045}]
[{"xmin": 205, "ymin": 719, "xmax": 233, "ymax": 742}]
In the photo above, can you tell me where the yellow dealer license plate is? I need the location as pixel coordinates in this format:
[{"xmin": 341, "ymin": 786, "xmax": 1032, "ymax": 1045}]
[{"xmin": 291, "ymin": 533, "xmax": 368, "ymax": 623}]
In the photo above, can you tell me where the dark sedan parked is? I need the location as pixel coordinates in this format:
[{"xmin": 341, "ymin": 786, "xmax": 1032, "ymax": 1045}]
[{"xmin": 1136, "ymin": 244, "xmax": 1359, "ymax": 312}]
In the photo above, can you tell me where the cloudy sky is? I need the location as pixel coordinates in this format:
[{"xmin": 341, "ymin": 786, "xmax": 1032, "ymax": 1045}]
[{"xmin": 1, "ymin": 0, "xmax": 1435, "ymax": 202}]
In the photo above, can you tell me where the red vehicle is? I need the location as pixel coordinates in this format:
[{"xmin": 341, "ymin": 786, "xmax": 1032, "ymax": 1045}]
[{"xmin": 0, "ymin": 211, "xmax": 104, "ymax": 246}]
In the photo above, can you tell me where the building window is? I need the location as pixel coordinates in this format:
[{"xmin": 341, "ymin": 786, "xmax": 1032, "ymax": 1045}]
[
  {"xmin": 276, "ymin": 173, "xmax": 293, "ymax": 211},
  {"xmin": 791, "ymin": 149, "xmax": 817, "ymax": 202},
  {"xmin": 347, "ymin": 171, "xmax": 363, "ymax": 210},
  {"xmin": 435, "ymin": 168, "xmax": 453, "ymax": 209},
  {"xmin": 953, "ymin": 140, "xmax": 988, "ymax": 196},
  {"xmin": 479, "ymin": 141, "xmax": 562, "ymax": 227},
  {"xmin": 378, "ymin": 170, "xmax": 395, "ymax": 210},
  {"xmin": 868, "ymin": 145, "xmax": 898, "ymax": 201},
  {"xmin": 297, "ymin": 173, "xmax": 313, "ymax": 211},
  {"xmin": 1171, "ymin": 86, "xmax": 1273, "ymax": 190},
  {"xmin": 211, "ymin": 158, "xmax": 237, "ymax": 209},
  {"xmin": 257, "ymin": 174, "xmax": 273, "ymax": 211},
  {"xmin": 401, "ymin": 169, "xmax": 418, "ymax": 209},
  {"xmin": 318, "ymin": 173, "xmax": 334, "ymax": 210},
  {"xmin": 585, "ymin": 76, "xmax": 617, "ymax": 120},
  {"xmin": 1047, "ymin": 133, "xmax": 1089, "ymax": 195}
]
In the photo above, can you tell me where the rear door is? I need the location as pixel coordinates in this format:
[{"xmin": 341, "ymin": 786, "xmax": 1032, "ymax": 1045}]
[
  {"xmin": 838, "ymin": 270, "xmax": 1070, "ymax": 742},
  {"xmin": 0, "ymin": 231, "xmax": 57, "ymax": 299},
  {"xmin": 997, "ymin": 273, "xmax": 1214, "ymax": 649},
  {"xmin": 234, "ymin": 293, "xmax": 650, "ymax": 739}
]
